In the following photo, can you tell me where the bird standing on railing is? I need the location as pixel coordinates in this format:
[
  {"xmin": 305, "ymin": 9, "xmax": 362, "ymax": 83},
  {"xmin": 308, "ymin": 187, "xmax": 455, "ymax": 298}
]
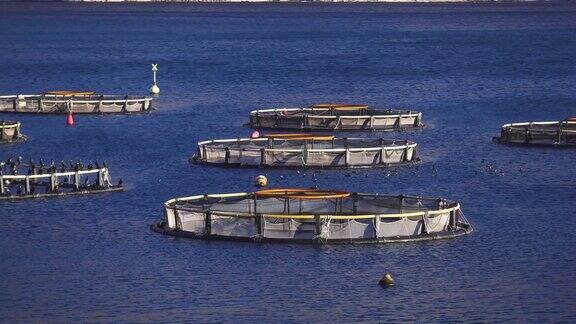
[
  {"xmin": 39, "ymin": 159, "xmax": 45, "ymax": 174},
  {"xmin": 10, "ymin": 161, "xmax": 17, "ymax": 175}
]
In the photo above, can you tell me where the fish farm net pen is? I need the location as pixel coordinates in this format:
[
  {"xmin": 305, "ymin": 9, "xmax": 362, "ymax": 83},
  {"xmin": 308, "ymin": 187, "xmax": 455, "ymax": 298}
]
[
  {"xmin": 493, "ymin": 120, "xmax": 576, "ymax": 147},
  {"xmin": 152, "ymin": 189, "xmax": 473, "ymax": 245},
  {"xmin": 192, "ymin": 135, "xmax": 419, "ymax": 168},
  {"xmin": 247, "ymin": 104, "xmax": 423, "ymax": 131},
  {"xmin": 0, "ymin": 92, "xmax": 153, "ymax": 114},
  {"xmin": 0, "ymin": 121, "xmax": 26, "ymax": 143}
]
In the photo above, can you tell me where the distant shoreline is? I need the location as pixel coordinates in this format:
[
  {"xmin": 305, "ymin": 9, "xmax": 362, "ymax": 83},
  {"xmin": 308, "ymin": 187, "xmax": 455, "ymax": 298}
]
[{"xmin": 57, "ymin": 0, "xmax": 552, "ymax": 3}]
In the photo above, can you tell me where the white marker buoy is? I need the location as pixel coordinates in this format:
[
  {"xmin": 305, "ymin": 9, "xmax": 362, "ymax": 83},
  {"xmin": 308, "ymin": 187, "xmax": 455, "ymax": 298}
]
[
  {"xmin": 255, "ymin": 175, "xmax": 268, "ymax": 187},
  {"xmin": 149, "ymin": 64, "xmax": 160, "ymax": 95}
]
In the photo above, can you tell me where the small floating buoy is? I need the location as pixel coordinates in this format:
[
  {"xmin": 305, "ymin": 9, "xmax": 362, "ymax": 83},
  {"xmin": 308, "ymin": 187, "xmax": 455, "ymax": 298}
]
[
  {"xmin": 150, "ymin": 84, "xmax": 160, "ymax": 95},
  {"xmin": 66, "ymin": 112, "xmax": 74, "ymax": 126},
  {"xmin": 250, "ymin": 130, "xmax": 260, "ymax": 139},
  {"xmin": 255, "ymin": 175, "xmax": 267, "ymax": 187},
  {"xmin": 378, "ymin": 273, "xmax": 395, "ymax": 287}
]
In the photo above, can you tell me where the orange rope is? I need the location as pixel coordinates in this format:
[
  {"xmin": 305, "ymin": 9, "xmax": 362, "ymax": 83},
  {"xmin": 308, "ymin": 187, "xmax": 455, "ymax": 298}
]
[
  {"xmin": 309, "ymin": 103, "xmax": 369, "ymax": 110},
  {"xmin": 255, "ymin": 188, "xmax": 350, "ymax": 199},
  {"xmin": 264, "ymin": 133, "xmax": 335, "ymax": 141},
  {"xmin": 44, "ymin": 91, "xmax": 95, "ymax": 96}
]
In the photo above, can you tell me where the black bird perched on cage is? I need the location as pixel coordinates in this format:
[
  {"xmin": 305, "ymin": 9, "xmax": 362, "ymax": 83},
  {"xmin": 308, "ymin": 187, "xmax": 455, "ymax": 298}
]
[
  {"xmin": 10, "ymin": 161, "xmax": 17, "ymax": 175},
  {"xmin": 87, "ymin": 161, "xmax": 93, "ymax": 170},
  {"xmin": 30, "ymin": 159, "xmax": 36, "ymax": 174},
  {"xmin": 118, "ymin": 179, "xmax": 123, "ymax": 187},
  {"xmin": 60, "ymin": 161, "xmax": 66, "ymax": 173},
  {"xmin": 39, "ymin": 159, "xmax": 45, "ymax": 174}
]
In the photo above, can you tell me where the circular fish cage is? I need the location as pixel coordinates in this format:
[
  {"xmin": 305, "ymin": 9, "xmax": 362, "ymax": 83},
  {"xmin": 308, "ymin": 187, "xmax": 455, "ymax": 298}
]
[
  {"xmin": 247, "ymin": 104, "xmax": 423, "ymax": 131},
  {"xmin": 192, "ymin": 134, "xmax": 419, "ymax": 168},
  {"xmin": 0, "ymin": 91, "xmax": 153, "ymax": 114},
  {"xmin": 0, "ymin": 121, "xmax": 26, "ymax": 143},
  {"xmin": 0, "ymin": 159, "xmax": 123, "ymax": 200},
  {"xmin": 151, "ymin": 189, "xmax": 473, "ymax": 244},
  {"xmin": 493, "ymin": 119, "xmax": 576, "ymax": 147}
]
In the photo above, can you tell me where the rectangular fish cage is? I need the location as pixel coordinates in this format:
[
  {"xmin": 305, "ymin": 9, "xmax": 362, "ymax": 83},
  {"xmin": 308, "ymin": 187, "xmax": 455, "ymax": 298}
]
[
  {"xmin": 0, "ymin": 121, "xmax": 25, "ymax": 143},
  {"xmin": 0, "ymin": 160, "xmax": 122, "ymax": 200},
  {"xmin": 493, "ymin": 120, "xmax": 576, "ymax": 147},
  {"xmin": 248, "ymin": 104, "xmax": 422, "ymax": 131},
  {"xmin": 0, "ymin": 91, "xmax": 153, "ymax": 114},
  {"xmin": 152, "ymin": 189, "xmax": 472, "ymax": 244},
  {"xmin": 192, "ymin": 135, "xmax": 418, "ymax": 168}
]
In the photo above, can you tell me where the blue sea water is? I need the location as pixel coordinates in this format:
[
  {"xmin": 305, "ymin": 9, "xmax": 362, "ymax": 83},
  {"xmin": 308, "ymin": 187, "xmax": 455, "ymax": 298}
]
[{"xmin": 0, "ymin": 2, "xmax": 575, "ymax": 322}]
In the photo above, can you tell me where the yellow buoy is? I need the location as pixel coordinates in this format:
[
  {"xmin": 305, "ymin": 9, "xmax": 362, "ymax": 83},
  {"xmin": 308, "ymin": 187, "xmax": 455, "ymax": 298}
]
[
  {"xmin": 255, "ymin": 175, "xmax": 268, "ymax": 187},
  {"xmin": 378, "ymin": 273, "xmax": 395, "ymax": 287}
]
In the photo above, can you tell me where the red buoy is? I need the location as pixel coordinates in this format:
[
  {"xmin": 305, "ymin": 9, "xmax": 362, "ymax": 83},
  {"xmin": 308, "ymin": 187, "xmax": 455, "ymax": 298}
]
[
  {"xmin": 66, "ymin": 112, "xmax": 74, "ymax": 126},
  {"xmin": 250, "ymin": 130, "xmax": 260, "ymax": 139}
]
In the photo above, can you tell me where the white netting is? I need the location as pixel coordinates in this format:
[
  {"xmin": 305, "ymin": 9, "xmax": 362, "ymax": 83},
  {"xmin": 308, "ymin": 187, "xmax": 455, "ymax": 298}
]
[
  {"xmin": 377, "ymin": 216, "xmax": 423, "ymax": 237},
  {"xmin": 497, "ymin": 121, "xmax": 576, "ymax": 146},
  {"xmin": 424, "ymin": 212, "xmax": 451, "ymax": 233},
  {"xmin": 164, "ymin": 193, "xmax": 464, "ymax": 242},
  {"xmin": 263, "ymin": 218, "xmax": 316, "ymax": 239},
  {"xmin": 248, "ymin": 107, "xmax": 422, "ymax": 130},
  {"xmin": 166, "ymin": 208, "xmax": 177, "ymax": 229},
  {"xmin": 0, "ymin": 95, "xmax": 151, "ymax": 114},
  {"xmin": 210, "ymin": 215, "xmax": 255, "ymax": 238},
  {"xmin": 322, "ymin": 219, "xmax": 374, "ymax": 240},
  {"xmin": 178, "ymin": 210, "xmax": 205, "ymax": 233},
  {"xmin": 196, "ymin": 138, "xmax": 416, "ymax": 168},
  {"xmin": 0, "ymin": 122, "xmax": 19, "ymax": 140}
]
